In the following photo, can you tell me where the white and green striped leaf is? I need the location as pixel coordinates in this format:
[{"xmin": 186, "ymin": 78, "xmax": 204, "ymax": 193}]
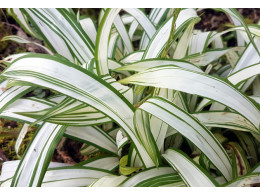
[
  {"xmin": 0, "ymin": 160, "xmax": 71, "ymax": 186},
  {"xmin": 0, "ymin": 80, "xmax": 33, "ymax": 113},
  {"xmin": 116, "ymin": 130, "xmax": 128, "ymax": 156},
  {"xmin": 65, "ymin": 126, "xmax": 117, "ymax": 155},
  {"xmin": 15, "ymin": 123, "xmax": 30, "ymax": 158},
  {"xmin": 228, "ymin": 63, "xmax": 260, "ymax": 85},
  {"xmin": 127, "ymin": 20, "xmax": 139, "ymax": 41},
  {"xmin": 17, "ymin": 75, "xmax": 133, "ymax": 126},
  {"xmin": 184, "ymin": 47, "xmax": 243, "ymax": 66},
  {"xmin": 17, "ymin": 97, "xmax": 112, "ymax": 126},
  {"xmin": 89, "ymin": 175, "xmax": 127, "ymax": 187},
  {"xmin": 1, "ymin": 54, "xmax": 155, "ymax": 168},
  {"xmin": 120, "ymin": 167, "xmax": 180, "ymax": 187},
  {"xmin": 123, "ymin": 8, "xmax": 156, "ymax": 40},
  {"xmin": 188, "ymin": 30, "xmax": 211, "ymax": 55},
  {"xmin": 7, "ymin": 8, "xmax": 41, "ymax": 39},
  {"xmin": 80, "ymin": 145, "xmax": 99, "ymax": 156},
  {"xmin": 150, "ymin": 115, "xmax": 169, "ymax": 153},
  {"xmin": 224, "ymin": 173, "xmax": 260, "ymax": 187},
  {"xmin": 0, "ymin": 53, "xmax": 31, "ymax": 65},
  {"xmin": 108, "ymin": 32, "xmax": 120, "ymax": 59},
  {"xmin": 77, "ymin": 155, "xmax": 119, "ymax": 171},
  {"xmin": 43, "ymin": 166, "xmax": 115, "ymax": 187},
  {"xmin": 22, "ymin": 8, "xmax": 94, "ymax": 65},
  {"xmin": 163, "ymin": 148, "xmax": 218, "ymax": 187},
  {"xmin": 136, "ymin": 96, "xmax": 232, "ymax": 181},
  {"xmin": 193, "ymin": 111, "xmax": 258, "ymax": 133},
  {"xmin": 143, "ymin": 9, "xmax": 198, "ymax": 59},
  {"xmin": 133, "ymin": 110, "xmax": 161, "ymax": 166},
  {"xmin": 235, "ymin": 132, "xmax": 258, "ymax": 166},
  {"xmin": 11, "ymin": 122, "xmax": 66, "ymax": 186},
  {"xmin": 120, "ymin": 51, "xmax": 144, "ymax": 64},
  {"xmin": 225, "ymin": 142, "xmax": 250, "ymax": 178},
  {"xmin": 173, "ymin": 17, "xmax": 200, "ymax": 59},
  {"xmin": 0, "ymin": 97, "xmax": 56, "ymax": 124},
  {"xmin": 119, "ymin": 65, "xmax": 260, "ymax": 130},
  {"xmin": 1, "ymin": 162, "xmax": 115, "ymax": 187},
  {"xmin": 220, "ymin": 8, "xmax": 260, "ymax": 57},
  {"xmin": 139, "ymin": 8, "xmax": 169, "ymax": 49},
  {"xmin": 79, "ymin": 17, "xmax": 97, "ymax": 45},
  {"xmin": 231, "ymin": 37, "xmax": 260, "ymax": 73},
  {"xmin": 95, "ymin": 8, "xmax": 121, "ymax": 75},
  {"xmin": 113, "ymin": 14, "xmax": 134, "ymax": 54},
  {"xmin": 115, "ymin": 58, "xmax": 202, "ymax": 72},
  {"xmin": 134, "ymin": 174, "xmax": 185, "ymax": 187},
  {"xmin": 1, "ymin": 35, "xmax": 53, "ymax": 55}
]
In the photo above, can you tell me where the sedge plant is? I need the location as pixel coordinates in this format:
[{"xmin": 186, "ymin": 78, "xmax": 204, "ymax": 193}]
[{"xmin": 0, "ymin": 8, "xmax": 259, "ymax": 187}]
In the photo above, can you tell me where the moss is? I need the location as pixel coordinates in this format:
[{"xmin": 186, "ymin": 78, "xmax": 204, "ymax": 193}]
[
  {"xmin": 84, "ymin": 151, "xmax": 105, "ymax": 160},
  {"xmin": 0, "ymin": 119, "xmax": 22, "ymax": 138},
  {"xmin": 0, "ymin": 119, "xmax": 36, "ymax": 160},
  {"xmin": 17, "ymin": 128, "xmax": 37, "ymax": 157},
  {"xmin": 14, "ymin": 46, "xmax": 26, "ymax": 54},
  {"xmin": 244, "ymin": 18, "xmax": 254, "ymax": 25},
  {"xmin": 0, "ymin": 137, "xmax": 17, "ymax": 160},
  {"xmin": 0, "ymin": 23, "xmax": 11, "ymax": 53},
  {"xmin": 78, "ymin": 8, "xmax": 100, "ymax": 22}
]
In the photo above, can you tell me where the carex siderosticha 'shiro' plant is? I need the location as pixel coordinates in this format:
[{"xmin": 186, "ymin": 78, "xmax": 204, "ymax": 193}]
[{"xmin": 0, "ymin": 8, "xmax": 260, "ymax": 187}]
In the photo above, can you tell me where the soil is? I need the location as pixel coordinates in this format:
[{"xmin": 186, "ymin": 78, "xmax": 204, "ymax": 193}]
[
  {"xmin": 52, "ymin": 138, "xmax": 85, "ymax": 164},
  {"xmin": 195, "ymin": 8, "xmax": 260, "ymax": 32}
]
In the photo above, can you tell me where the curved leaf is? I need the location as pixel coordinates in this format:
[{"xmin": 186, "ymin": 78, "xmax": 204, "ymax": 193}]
[
  {"xmin": 120, "ymin": 167, "xmax": 177, "ymax": 187},
  {"xmin": 163, "ymin": 148, "xmax": 218, "ymax": 187},
  {"xmin": 228, "ymin": 63, "xmax": 260, "ymax": 85},
  {"xmin": 193, "ymin": 111, "xmax": 258, "ymax": 133},
  {"xmin": 11, "ymin": 122, "xmax": 66, "ymax": 186},
  {"xmin": 1, "ymin": 54, "xmax": 155, "ymax": 168},
  {"xmin": 119, "ymin": 65, "xmax": 260, "ymax": 130},
  {"xmin": 115, "ymin": 58, "xmax": 202, "ymax": 72},
  {"xmin": 137, "ymin": 96, "xmax": 232, "ymax": 181},
  {"xmin": 22, "ymin": 8, "xmax": 94, "ymax": 64}
]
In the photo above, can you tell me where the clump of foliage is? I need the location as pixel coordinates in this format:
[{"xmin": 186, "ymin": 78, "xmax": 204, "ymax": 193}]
[{"xmin": 0, "ymin": 8, "xmax": 260, "ymax": 187}]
